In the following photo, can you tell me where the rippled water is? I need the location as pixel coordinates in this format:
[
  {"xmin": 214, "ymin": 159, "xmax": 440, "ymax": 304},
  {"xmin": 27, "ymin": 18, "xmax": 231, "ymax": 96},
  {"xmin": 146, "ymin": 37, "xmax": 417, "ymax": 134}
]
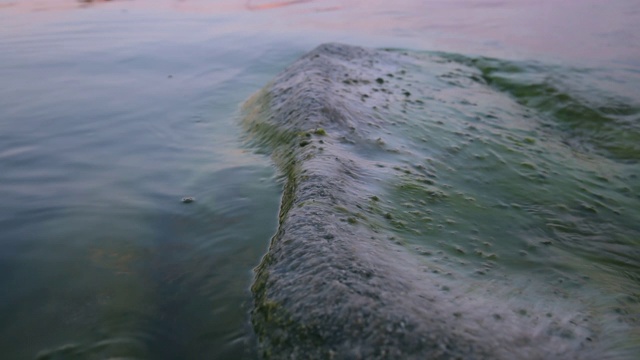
[{"xmin": 0, "ymin": 0, "xmax": 638, "ymax": 359}]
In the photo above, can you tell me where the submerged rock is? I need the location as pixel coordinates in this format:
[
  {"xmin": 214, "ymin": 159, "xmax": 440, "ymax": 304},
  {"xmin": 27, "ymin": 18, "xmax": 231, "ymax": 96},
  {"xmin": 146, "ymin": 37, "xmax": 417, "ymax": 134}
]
[
  {"xmin": 181, "ymin": 196, "xmax": 195, "ymax": 204},
  {"xmin": 241, "ymin": 43, "xmax": 633, "ymax": 359}
]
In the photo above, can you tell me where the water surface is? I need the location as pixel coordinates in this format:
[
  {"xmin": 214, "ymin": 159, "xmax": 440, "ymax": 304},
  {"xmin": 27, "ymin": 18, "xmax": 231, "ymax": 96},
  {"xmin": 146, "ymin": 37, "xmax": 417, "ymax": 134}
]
[{"xmin": 0, "ymin": 0, "xmax": 638, "ymax": 359}]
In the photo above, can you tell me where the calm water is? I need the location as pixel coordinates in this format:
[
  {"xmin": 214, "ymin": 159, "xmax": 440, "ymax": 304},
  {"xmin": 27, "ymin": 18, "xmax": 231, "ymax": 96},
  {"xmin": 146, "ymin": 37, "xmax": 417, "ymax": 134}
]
[{"xmin": 0, "ymin": 0, "xmax": 639, "ymax": 359}]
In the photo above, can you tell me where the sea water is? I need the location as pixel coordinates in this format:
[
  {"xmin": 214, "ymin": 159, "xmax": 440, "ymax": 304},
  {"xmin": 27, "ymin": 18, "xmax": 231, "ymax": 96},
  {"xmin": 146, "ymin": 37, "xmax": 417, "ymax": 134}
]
[{"xmin": 0, "ymin": 0, "xmax": 638, "ymax": 359}]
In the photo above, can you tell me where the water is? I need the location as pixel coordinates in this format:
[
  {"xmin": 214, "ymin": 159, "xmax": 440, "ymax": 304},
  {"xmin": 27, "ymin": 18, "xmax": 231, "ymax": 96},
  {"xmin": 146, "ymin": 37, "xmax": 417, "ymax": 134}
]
[{"xmin": 0, "ymin": 0, "xmax": 639, "ymax": 359}]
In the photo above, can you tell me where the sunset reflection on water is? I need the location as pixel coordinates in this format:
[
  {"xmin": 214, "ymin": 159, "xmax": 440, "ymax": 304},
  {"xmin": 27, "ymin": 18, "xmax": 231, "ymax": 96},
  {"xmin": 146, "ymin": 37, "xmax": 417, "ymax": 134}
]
[
  {"xmin": 1, "ymin": 0, "xmax": 637, "ymax": 65},
  {"xmin": 1, "ymin": 0, "xmax": 639, "ymax": 358}
]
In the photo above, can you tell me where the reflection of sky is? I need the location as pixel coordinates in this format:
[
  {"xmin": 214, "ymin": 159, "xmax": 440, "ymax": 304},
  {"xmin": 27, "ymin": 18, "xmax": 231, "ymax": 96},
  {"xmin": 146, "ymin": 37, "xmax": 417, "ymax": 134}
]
[{"xmin": 1, "ymin": 0, "xmax": 638, "ymax": 65}]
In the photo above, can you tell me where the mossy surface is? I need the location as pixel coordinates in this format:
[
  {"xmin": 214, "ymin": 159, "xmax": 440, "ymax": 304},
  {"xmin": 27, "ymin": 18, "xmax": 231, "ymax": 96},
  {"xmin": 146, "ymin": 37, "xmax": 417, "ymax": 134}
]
[{"xmin": 240, "ymin": 43, "xmax": 640, "ymax": 359}]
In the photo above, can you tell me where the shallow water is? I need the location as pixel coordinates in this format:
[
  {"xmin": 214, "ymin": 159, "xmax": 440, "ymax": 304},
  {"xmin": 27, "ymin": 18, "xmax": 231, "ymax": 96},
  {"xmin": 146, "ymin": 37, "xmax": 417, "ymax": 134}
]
[{"xmin": 0, "ymin": 0, "xmax": 639, "ymax": 359}]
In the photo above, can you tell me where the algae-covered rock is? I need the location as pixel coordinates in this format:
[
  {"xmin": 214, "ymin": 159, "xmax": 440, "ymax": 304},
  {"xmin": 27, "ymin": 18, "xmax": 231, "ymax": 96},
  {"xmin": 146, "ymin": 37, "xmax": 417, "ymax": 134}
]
[{"xmin": 241, "ymin": 43, "xmax": 634, "ymax": 360}]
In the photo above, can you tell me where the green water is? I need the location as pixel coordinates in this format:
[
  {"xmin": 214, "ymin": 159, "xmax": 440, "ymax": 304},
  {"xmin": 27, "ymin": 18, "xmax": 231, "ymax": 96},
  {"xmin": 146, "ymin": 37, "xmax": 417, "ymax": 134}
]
[{"xmin": 1, "ymin": 0, "xmax": 639, "ymax": 358}]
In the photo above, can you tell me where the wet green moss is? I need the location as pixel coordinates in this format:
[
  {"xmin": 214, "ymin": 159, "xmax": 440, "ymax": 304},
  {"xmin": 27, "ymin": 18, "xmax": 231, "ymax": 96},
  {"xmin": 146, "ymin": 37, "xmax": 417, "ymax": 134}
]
[
  {"xmin": 241, "ymin": 45, "xmax": 640, "ymax": 358},
  {"xmin": 240, "ymin": 89, "xmax": 299, "ymax": 152},
  {"xmin": 397, "ymin": 181, "xmax": 448, "ymax": 202},
  {"xmin": 335, "ymin": 206, "xmax": 349, "ymax": 213},
  {"xmin": 520, "ymin": 162, "xmax": 536, "ymax": 170}
]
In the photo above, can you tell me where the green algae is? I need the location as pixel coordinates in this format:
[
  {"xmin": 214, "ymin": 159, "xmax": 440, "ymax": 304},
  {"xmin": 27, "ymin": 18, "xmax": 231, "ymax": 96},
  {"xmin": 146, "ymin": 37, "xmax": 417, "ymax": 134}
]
[
  {"xmin": 241, "ymin": 44, "xmax": 640, "ymax": 358},
  {"xmin": 368, "ymin": 53, "xmax": 640, "ymax": 331},
  {"xmin": 458, "ymin": 56, "xmax": 640, "ymax": 161}
]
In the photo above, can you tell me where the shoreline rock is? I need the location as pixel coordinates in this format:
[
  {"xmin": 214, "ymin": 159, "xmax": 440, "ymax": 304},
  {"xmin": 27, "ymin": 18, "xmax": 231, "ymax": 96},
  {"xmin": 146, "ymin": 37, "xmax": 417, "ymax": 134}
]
[{"xmin": 241, "ymin": 43, "xmax": 619, "ymax": 360}]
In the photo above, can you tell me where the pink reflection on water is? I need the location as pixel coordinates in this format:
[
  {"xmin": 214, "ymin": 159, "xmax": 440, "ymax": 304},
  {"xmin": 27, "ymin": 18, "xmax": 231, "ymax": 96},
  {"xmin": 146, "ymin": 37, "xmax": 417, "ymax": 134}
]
[
  {"xmin": 245, "ymin": 0, "xmax": 315, "ymax": 11},
  {"xmin": 0, "ymin": 0, "xmax": 637, "ymax": 64}
]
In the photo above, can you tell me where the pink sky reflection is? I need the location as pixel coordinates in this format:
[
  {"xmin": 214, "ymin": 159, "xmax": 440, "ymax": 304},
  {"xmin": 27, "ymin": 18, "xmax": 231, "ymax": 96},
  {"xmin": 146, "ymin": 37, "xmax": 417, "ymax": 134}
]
[{"xmin": 1, "ymin": 0, "xmax": 637, "ymax": 64}]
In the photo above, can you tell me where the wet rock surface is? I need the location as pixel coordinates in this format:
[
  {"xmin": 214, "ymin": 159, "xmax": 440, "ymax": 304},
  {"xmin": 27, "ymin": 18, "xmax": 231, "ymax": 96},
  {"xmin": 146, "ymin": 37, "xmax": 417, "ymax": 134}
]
[{"xmin": 241, "ymin": 43, "xmax": 628, "ymax": 360}]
